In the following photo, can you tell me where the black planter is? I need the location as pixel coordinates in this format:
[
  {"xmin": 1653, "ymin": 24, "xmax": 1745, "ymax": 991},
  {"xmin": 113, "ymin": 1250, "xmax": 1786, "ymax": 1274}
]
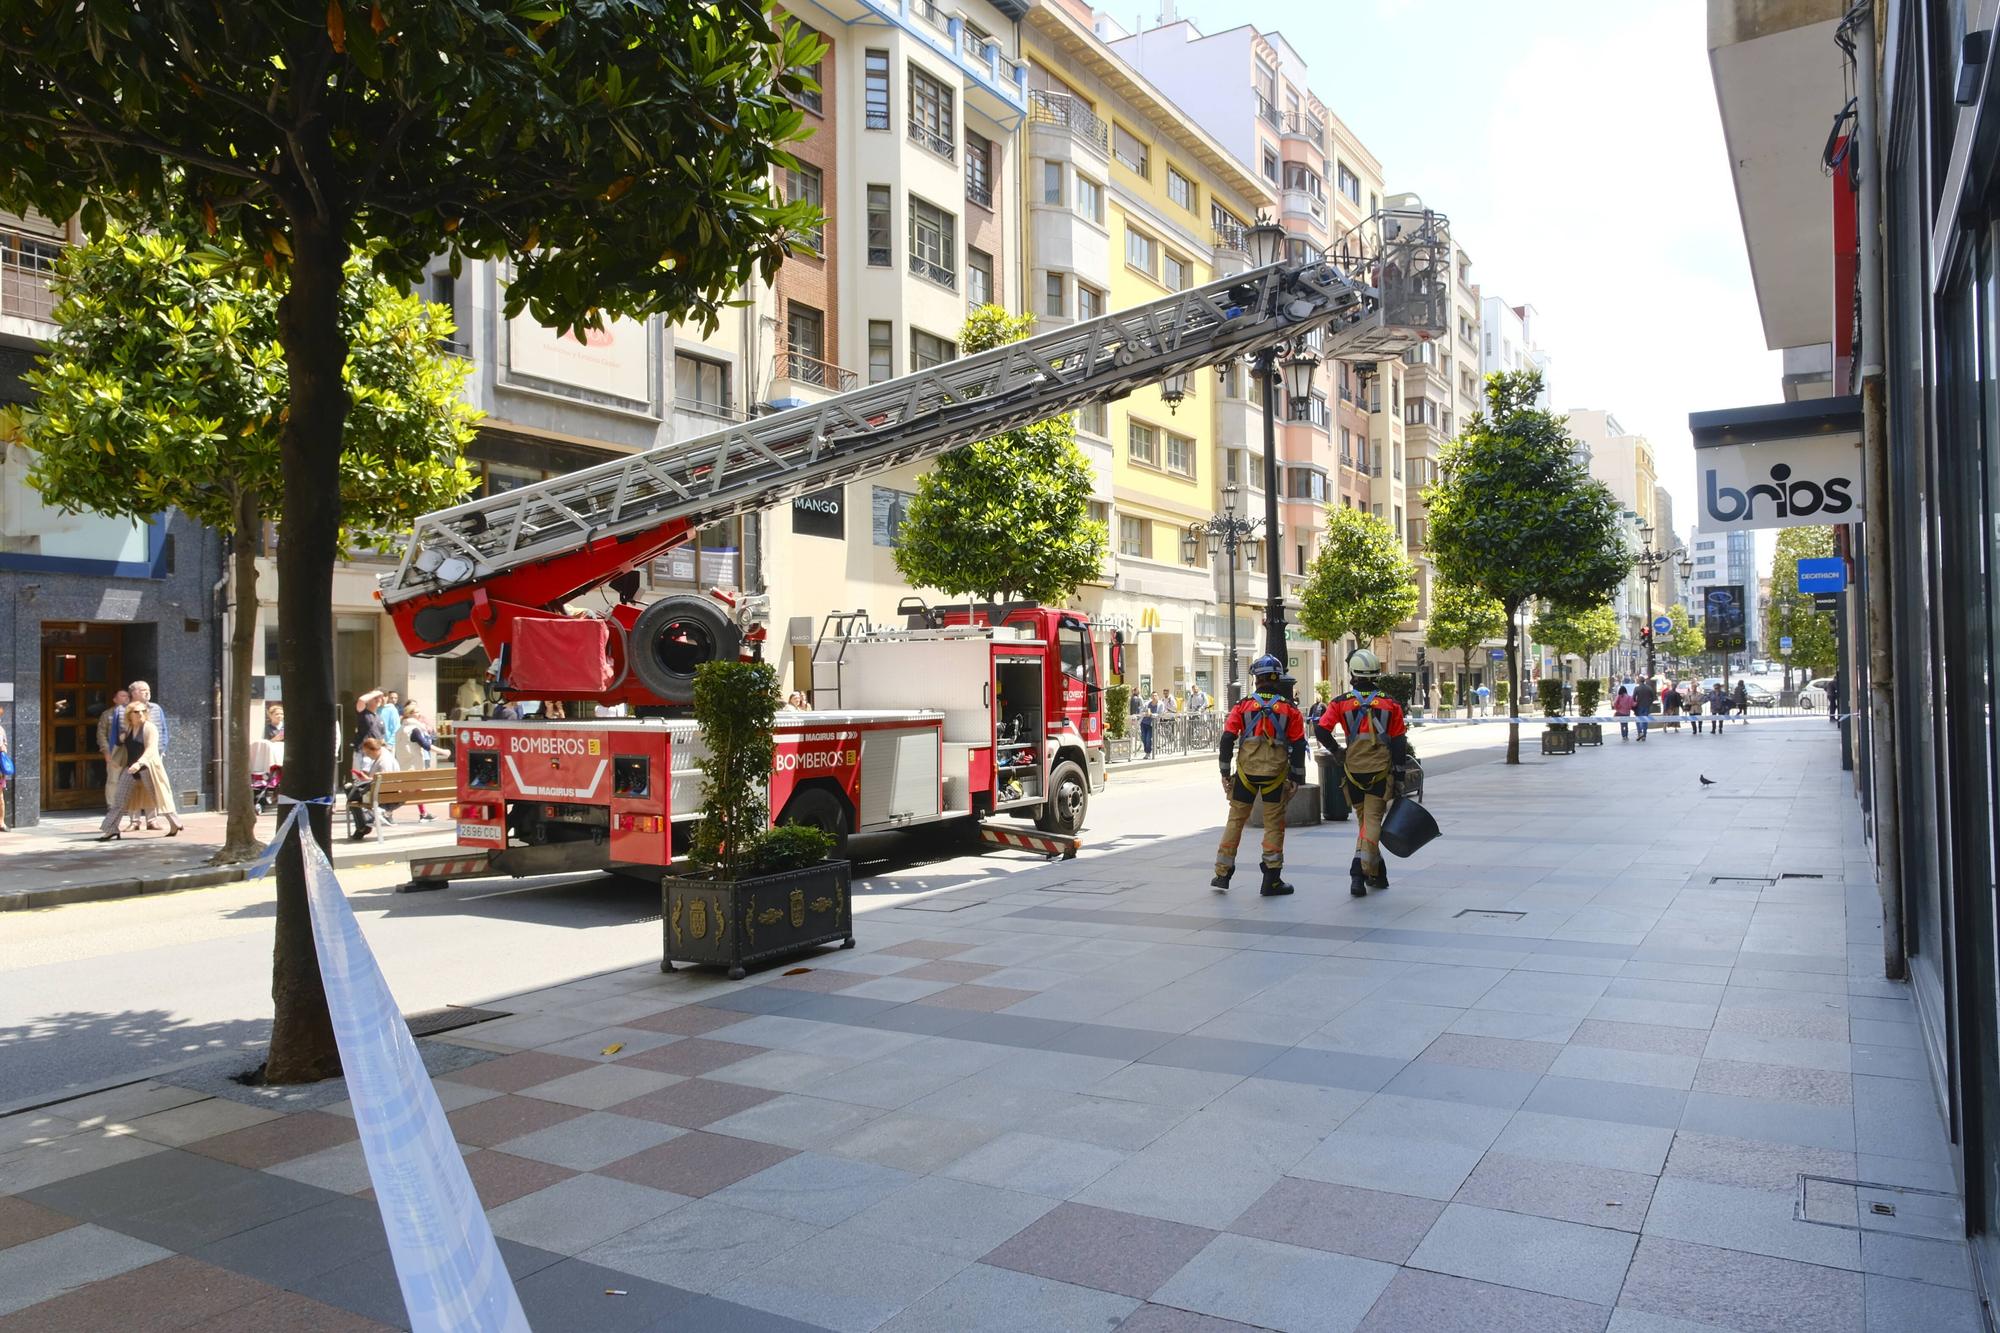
[
  {"xmin": 663, "ymin": 860, "xmax": 853, "ymax": 979},
  {"xmin": 1575, "ymin": 721, "xmax": 1604, "ymax": 747},
  {"xmin": 1540, "ymin": 724, "xmax": 1576, "ymax": 756}
]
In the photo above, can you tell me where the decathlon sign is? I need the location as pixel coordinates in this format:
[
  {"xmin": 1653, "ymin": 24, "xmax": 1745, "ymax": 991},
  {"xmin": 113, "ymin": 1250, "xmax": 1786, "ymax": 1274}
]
[{"xmin": 1688, "ymin": 397, "xmax": 1864, "ymax": 533}]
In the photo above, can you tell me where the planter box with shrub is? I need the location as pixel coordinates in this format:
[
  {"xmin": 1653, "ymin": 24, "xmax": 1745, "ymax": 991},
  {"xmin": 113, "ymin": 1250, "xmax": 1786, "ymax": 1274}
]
[
  {"xmin": 1574, "ymin": 679, "xmax": 1604, "ymax": 746},
  {"xmin": 1537, "ymin": 678, "xmax": 1574, "ymax": 755}
]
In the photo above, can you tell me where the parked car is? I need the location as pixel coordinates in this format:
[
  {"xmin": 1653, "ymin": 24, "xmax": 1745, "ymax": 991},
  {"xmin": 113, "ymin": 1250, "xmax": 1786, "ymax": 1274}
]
[
  {"xmin": 1697, "ymin": 678, "xmax": 1777, "ymax": 707},
  {"xmin": 1798, "ymin": 676, "xmax": 1835, "ymax": 709}
]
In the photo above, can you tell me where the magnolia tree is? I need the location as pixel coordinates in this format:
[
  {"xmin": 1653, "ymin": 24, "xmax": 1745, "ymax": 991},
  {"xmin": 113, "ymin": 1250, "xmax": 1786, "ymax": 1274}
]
[
  {"xmin": 1426, "ymin": 578, "xmax": 1507, "ymax": 717},
  {"xmin": 4, "ymin": 224, "xmax": 477, "ymax": 863},
  {"xmin": 892, "ymin": 306, "xmax": 1107, "ymax": 605},
  {"xmin": 1423, "ymin": 372, "xmax": 1629, "ymax": 763},
  {"xmin": 1531, "ymin": 600, "xmax": 1622, "ymax": 682},
  {"xmin": 1298, "ymin": 505, "xmax": 1419, "ymax": 686},
  {"xmin": 0, "ymin": 0, "xmax": 822, "ymax": 1083}
]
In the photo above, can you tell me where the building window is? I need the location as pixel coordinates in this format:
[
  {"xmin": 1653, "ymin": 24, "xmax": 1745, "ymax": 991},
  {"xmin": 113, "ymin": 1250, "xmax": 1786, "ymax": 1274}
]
[
  {"xmin": 967, "ymin": 247, "xmax": 994, "ymax": 307},
  {"xmin": 790, "ymin": 43, "xmax": 824, "ymax": 115},
  {"xmin": 866, "ymin": 184, "xmax": 891, "ymax": 266},
  {"xmin": 674, "ymin": 353, "xmax": 731, "ymax": 415},
  {"xmin": 1077, "ymin": 282, "xmax": 1104, "ymax": 320},
  {"xmin": 966, "ymin": 131, "xmax": 994, "ymax": 209},
  {"xmin": 908, "ymin": 196, "xmax": 956, "ymax": 288},
  {"xmin": 1167, "ymin": 166, "xmax": 1195, "ymax": 211},
  {"xmin": 1336, "ymin": 162, "xmax": 1361, "ymax": 203},
  {"xmin": 785, "ymin": 302, "xmax": 825, "ymax": 380},
  {"xmin": 1044, "ymin": 272, "xmax": 1064, "ymax": 317},
  {"xmin": 1128, "ymin": 420, "xmax": 1158, "ymax": 466},
  {"xmin": 1118, "ymin": 515, "xmax": 1148, "ymax": 557},
  {"xmin": 1283, "ymin": 162, "xmax": 1324, "ymax": 200},
  {"xmin": 1042, "ymin": 160, "xmax": 1064, "ymax": 205},
  {"xmin": 1164, "ymin": 430, "xmax": 1193, "ymax": 477},
  {"xmin": 1212, "ymin": 202, "xmax": 1246, "ymax": 238},
  {"xmin": 908, "ymin": 65, "xmax": 954, "ymax": 159},
  {"xmin": 1112, "ymin": 123, "xmax": 1149, "ymax": 176},
  {"xmin": 1125, "ymin": 227, "xmax": 1159, "ymax": 278},
  {"xmin": 911, "ymin": 327, "xmax": 955, "ymax": 369},
  {"xmin": 1290, "ymin": 393, "xmax": 1328, "ymax": 428},
  {"xmin": 1261, "ymin": 147, "xmax": 1279, "ymax": 182},
  {"xmin": 1224, "ymin": 449, "xmax": 1240, "ymax": 485},
  {"xmin": 864, "ymin": 50, "xmax": 890, "ymax": 130},
  {"xmin": 1162, "ymin": 252, "xmax": 1191, "ymax": 291},
  {"xmin": 1220, "ymin": 361, "xmax": 1247, "ymax": 399},
  {"xmin": 868, "ymin": 320, "xmax": 894, "ymax": 383},
  {"xmin": 786, "ymin": 163, "xmax": 824, "ymax": 255},
  {"xmin": 1077, "ymin": 401, "xmax": 1108, "ymax": 436},
  {"xmin": 1075, "ymin": 174, "xmax": 1103, "ymax": 223}
]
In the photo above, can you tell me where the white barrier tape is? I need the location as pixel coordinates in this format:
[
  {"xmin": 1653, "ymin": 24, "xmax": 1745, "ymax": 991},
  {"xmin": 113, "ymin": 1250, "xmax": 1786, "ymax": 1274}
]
[
  {"xmin": 246, "ymin": 794, "xmax": 336, "ymax": 880},
  {"xmin": 1400, "ymin": 712, "xmax": 1857, "ymax": 728},
  {"xmin": 265, "ymin": 799, "xmax": 531, "ymax": 1332}
]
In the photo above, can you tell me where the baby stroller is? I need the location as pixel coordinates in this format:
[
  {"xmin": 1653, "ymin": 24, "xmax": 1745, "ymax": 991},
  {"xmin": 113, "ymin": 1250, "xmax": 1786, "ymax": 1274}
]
[{"xmin": 250, "ymin": 763, "xmax": 283, "ymax": 814}]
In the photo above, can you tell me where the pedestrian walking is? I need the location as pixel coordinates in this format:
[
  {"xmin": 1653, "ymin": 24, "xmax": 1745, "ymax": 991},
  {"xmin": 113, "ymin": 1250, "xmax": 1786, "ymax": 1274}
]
[
  {"xmin": 1828, "ymin": 677, "xmax": 1842, "ymax": 726},
  {"xmin": 98, "ymin": 687, "xmax": 130, "ymax": 810},
  {"xmin": 1316, "ymin": 649, "xmax": 1411, "ymax": 898},
  {"xmin": 1662, "ymin": 681, "xmax": 1682, "ymax": 732},
  {"xmin": 124, "ymin": 681, "xmax": 169, "ymax": 829},
  {"xmin": 394, "ymin": 705, "xmax": 441, "ymax": 822},
  {"xmin": 96, "ymin": 701, "xmax": 183, "ymax": 840},
  {"xmin": 1632, "ymin": 677, "xmax": 1657, "ymax": 741},
  {"xmin": 1682, "ymin": 681, "xmax": 1702, "ymax": 737},
  {"xmin": 1708, "ymin": 683, "xmax": 1730, "ymax": 733},
  {"xmin": 1138, "ymin": 689, "xmax": 1155, "ymax": 759},
  {"xmin": 1733, "ymin": 679, "xmax": 1749, "ymax": 725},
  {"xmin": 1613, "ymin": 684, "xmax": 1635, "ymax": 740},
  {"xmin": 378, "ymin": 690, "xmax": 402, "ymax": 745},
  {"xmin": 1211, "ymin": 654, "xmax": 1307, "ymax": 897},
  {"xmin": 1474, "ymin": 682, "xmax": 1492, "ymax": 715},
  {"xmin": 0, "ymin": 701, "xmax": 12, "ymax": 833}
]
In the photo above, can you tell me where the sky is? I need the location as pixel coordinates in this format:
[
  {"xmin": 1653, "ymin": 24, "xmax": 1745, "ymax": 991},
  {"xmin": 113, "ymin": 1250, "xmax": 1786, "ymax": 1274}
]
[{"xmin": 1124, "ymin": 0, "xmax": 1782, "ymax": 560}]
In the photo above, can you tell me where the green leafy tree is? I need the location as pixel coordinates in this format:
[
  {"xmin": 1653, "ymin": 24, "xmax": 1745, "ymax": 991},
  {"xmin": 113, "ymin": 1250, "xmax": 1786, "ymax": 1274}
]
[
  {"xmin": 1423, "ymin": 372, "xmax": 1629, "ymax": 762},
  {"xmin": 1425, "ymin": 578, "xmax": 1507, "ymax": 717},
  {"xmin": 1297, "ymin": 506, "xmax": 1418, "ymax": 665},
  {"xmin": 892, "ymin": 306, "xmax": 1107, "ymax": 604},
  {"xmin": 1766, "ymin": 526, "xmax": 1839, "ymax": 681},
  {"xmin": 1663, "ymin": 602, "xmax": 1708, "ymax": 671},
  {"xmin": 1531, "ymin": 600, "xmax": 1621, "ymax": 680},
  {"xmin": 0, "ymin": 0, "xmax": 821, "ymax": 1083},
  {"xmin": 3, "ymin": 222, "xmax": 476, "ymax": 864}
]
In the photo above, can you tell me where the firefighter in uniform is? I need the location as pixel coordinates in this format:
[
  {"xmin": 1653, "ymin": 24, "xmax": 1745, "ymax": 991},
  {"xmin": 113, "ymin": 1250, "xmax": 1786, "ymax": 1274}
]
[
  {"xmin": 1315, "ymin": 648, "xmax": 1410, "ymax": 897},
  {"xmin": 1212, "ymin": 654, "xmax": 1308, "ymax": 897}
]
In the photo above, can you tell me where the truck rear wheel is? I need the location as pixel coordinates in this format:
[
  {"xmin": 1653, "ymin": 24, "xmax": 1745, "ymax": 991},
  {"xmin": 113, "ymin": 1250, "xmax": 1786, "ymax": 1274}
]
[
  {"xmin": 629, "ymin": 594, "xmax": 740, "ymax": 705},
  {"xmin": 1035, "ymin": 759, "xmax": 1088, "ymax": 836},
  {"xmin": 779, "ymin": 785, "xmax": 852, "ymax": 859}
]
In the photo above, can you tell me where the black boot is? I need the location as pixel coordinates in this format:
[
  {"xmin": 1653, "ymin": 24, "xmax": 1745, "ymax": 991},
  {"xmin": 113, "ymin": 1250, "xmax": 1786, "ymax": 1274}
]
[
  {"xmin": 1349, "ymin": 856, "xmax": 1367, "ymax": 897},
  {"xmin": 1259, "ymin": 863, "xmax": 1294, "ymax": 896},
  {"xmin": 1211, "ymin": 866, "xmax": 1233, "ymax": 892},
  {"xmin": 1365, "ymin": 864, "xmax": 1390, "ymax": 893}
]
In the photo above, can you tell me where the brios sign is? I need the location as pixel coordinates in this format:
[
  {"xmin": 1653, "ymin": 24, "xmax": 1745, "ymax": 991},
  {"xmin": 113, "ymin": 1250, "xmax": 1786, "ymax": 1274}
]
[{"xmin": 1697, "ymin": 436, "xmax": 1864, "ymax": 533}]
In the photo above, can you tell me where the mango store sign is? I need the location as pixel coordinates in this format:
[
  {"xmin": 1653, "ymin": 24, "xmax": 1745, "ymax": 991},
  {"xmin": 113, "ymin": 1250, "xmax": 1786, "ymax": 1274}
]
[{"xmin": 1690, "ymin": 398, "xmax": 1864, "ymax": 533}]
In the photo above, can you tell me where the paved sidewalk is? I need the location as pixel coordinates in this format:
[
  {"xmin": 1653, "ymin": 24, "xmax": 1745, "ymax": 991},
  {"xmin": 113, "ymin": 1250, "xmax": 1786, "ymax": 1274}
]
[
  {"xmin": 0, "ymin": 808, "xmax": 455, "ymax": 911},
  {"xmin": 0, "ymin": 721, "xmax": 1977, "ymax": 1331}
]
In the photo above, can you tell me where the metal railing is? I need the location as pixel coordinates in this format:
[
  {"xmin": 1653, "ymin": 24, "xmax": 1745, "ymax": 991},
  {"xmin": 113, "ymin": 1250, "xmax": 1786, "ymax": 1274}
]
[
  {"xmin": 0, "ymin": 230, "xmax": 63, "ymax": 323},
  {"xmin": 909, "ymin": 252, "xmax": 957, "ymax": 290},
  {"xmin": 1027, "ymin": 91, "xmax": 1108, "ymax": 153},
  {"xmin": 1213, "ymin": 222, "xmax": 1248, "ymax": 254},
  {"xmin": 771, "ymin": 350, "xmax": 858, "ymax": 393},
  {"xmin": 908, "ymin": 119, "xmax": 955, "ymax": 160},
  {"xmin": 1282, "ymin": 111, "xmax": 1326, "ymax": 149},
  {"xmin": 967, "ymin": 178, "xmax": 993, "ymax": 209},
  {"xmin": 1255, "ymin": 91, "xmax": 1280, "ymax": 127}
]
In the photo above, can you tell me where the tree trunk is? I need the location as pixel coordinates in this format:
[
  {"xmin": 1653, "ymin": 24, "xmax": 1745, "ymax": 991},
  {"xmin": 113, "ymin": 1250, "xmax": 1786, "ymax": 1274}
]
[
  {"xmin": 264, "ymin": 213, "xmax": 351, "ymax": 1086},
  {"xmin": 212, "ymin": 487, "xmax": 263, "ymax": 864},
  {"xmin": 1504, "ymin": 601, "xmax": 1521, "ymax": 764},
  {"xmin": 1461, "ymin": 649, "xmax": 1474, "ymax": 718}
]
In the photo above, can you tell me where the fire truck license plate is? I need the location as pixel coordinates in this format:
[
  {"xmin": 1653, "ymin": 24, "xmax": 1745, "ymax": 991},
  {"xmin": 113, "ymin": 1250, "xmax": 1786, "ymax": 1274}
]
[{"xmin": 457, "ymin": 822, "xmax": 503, "ymax": 842}]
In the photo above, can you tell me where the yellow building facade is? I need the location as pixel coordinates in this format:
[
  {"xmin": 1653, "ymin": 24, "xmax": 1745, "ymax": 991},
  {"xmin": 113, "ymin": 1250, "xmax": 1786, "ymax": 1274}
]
[{"xmin": 1021, "ymin": 2, "xmax": 1274, "ymax": 702}]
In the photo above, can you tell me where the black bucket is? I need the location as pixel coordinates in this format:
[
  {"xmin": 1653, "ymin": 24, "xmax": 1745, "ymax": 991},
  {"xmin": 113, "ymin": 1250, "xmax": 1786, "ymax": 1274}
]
[
  {"xmin": 1379, "ymin": 796, "xmax": 1442, "ymax": 858},
  {"xmin": 1317, "ymin": 755, "xmax": 1351, "ymax": 821}
]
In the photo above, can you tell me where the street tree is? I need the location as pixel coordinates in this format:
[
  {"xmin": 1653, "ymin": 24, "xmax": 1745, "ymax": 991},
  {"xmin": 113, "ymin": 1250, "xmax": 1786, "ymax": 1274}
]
[
  {"xmin": 0, "ymin": 0, "xmax": 821, "ymax": 1083},
  {"xmin": 1425, "ymin": 578, "xmax": 1507, "ymax": 717},
  {"xmin": 892, "ymin": 306, "xmax": 1107, "ymax": 605},
  {"xmin": 4, "ymin": 223, "xmax": 476, "ymax": 864},
  {"xmin": 1766, "ymin": 526, "xmax": 1839, "ymax": 681},
  {"xmin": 1297, "ymin": 506, "xmax": 1419, "ymax": 673},
  {"xmin": 1423, "ymin": 371, "xmax": 1629, "ymax": 762},
  {"xmin": 1531, "ymin": 600, "xmax": 1621, "ymax": 681},
  {"xmin": 1663, "ymin": 603, "xmax": 1708, "ymax": 673}
]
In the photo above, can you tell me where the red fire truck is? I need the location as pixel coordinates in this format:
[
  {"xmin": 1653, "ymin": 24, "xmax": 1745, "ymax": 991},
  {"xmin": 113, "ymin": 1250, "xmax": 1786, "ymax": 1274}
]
[{"xmin": 379, "ymin": 211, "xmax": 1450, "ymax": 889}]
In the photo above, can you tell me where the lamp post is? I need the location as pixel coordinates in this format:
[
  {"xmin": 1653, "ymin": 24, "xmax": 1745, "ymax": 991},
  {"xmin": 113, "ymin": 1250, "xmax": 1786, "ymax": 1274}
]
[
  {"xmin": 1243, "ymin": 219, "xmax": 1320, "ymax": 666},
  {"xmin": 1634, "ymin": 523, "xmax": 1688, "ymax": 684},
  {"xmin": 1185, "ymin": 484, "xmax": 1263, "ymax": 703}
]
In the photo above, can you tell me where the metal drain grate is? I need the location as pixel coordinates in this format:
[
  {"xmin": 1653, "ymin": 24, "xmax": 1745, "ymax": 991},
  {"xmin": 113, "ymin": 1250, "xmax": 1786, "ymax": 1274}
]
[
  {"xmin": 1710, "ymin": 875, "xmax": 1778, "ymax": 885},
  {"xmin": 1797, "ymin": 1175, "xmax": 1964, "ymax": 1239},
  {"xmin": 1780, "ymin": 872, "xmax": 1827, "ymax": 880},
  {"xmin": 1454, "ymin": 909, "xmax": 1526, "ymax": 922},
  {"xmin": 406, "ymin": 1006, "xmax": 511, "ymax": 1038},
  {"xmin": 892, "ymin": 897, "xmax": 987, "ymax": 913}
]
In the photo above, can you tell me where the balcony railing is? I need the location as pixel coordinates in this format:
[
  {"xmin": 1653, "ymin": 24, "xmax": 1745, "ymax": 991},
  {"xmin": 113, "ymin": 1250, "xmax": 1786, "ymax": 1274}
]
[
  {"xmin": 909, "ymin": 252, "xmax": 957, "ymax": 290},
  {"xmin": 967, "ymin": 178, "xmax": 993, "ymax": 210},
  {"xmin": 1027, "ymin": 90, "xmax": 1107, "ymax": 154},
  {"xmin": 1255, "ymin": 91, "xmax": 1280, "ymax": 127},
  {"xmin": 1281, "ymin": 111, "xmax": 1326, "ymax": 149},
  {"xmin": 771, "ymin": 349, "xmax": 858, "ymax": 393},
  {"xmin": 1, "ymin": 229, "xmax": 63, "ymax": 323},
  {"xmin": 1213, "ymin": 221, "xmax": 1248, "ymax": 254},
  {"xmin": 908, "ymin": 119, "xmax": 955, "ymax": 160}
]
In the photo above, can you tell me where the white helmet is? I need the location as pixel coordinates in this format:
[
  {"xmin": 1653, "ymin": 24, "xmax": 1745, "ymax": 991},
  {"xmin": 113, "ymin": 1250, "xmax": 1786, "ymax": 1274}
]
[{"xmin": 1347, "ymin": 648, "xmax": 1382, "ymax": 676}]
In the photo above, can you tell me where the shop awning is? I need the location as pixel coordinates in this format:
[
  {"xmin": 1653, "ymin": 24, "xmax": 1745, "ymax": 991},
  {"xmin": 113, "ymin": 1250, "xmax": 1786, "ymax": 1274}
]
[{"xmin": 1195, "ymin": 641, "xmax": 1227, "ymax": 655}]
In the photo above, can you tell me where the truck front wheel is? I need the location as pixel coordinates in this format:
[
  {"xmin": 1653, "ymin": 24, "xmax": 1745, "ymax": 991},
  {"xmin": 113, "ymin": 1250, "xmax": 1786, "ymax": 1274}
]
[
  {"xmin": 1036, "ymin": 759, "xmax": 1088, "ymax": 836},
  {"xmin": 779, "ymin": 785, "xmax": 852, "ymax": 859}
]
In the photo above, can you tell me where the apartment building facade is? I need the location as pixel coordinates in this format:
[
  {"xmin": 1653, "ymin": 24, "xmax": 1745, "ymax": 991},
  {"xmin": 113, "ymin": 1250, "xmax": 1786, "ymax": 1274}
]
[
  {"xmin": 1479, "ymin": 295, "xmax": 1551, "ymax": 405},
  {"xmin": 1568, "ymin": 407, "xmax": 1660, "ymax": 663}
]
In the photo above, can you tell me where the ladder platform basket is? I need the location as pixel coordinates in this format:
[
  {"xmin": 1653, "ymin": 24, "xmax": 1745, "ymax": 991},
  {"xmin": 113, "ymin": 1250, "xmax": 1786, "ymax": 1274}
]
[{"xmin": 663, "ymin": 860, "xmax": 854, "ymax": 980}]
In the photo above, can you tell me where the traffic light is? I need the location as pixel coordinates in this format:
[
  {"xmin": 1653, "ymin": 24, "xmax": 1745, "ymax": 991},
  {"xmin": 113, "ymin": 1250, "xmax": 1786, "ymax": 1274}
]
[{"xmin": 1640, "ymin": 626, "xmax": 1653, "ymax": 645}]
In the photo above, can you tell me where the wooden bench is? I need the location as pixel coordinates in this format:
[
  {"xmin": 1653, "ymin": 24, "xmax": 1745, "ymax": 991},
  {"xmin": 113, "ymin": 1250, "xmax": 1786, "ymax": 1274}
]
[{"xmin": 352, "ymin": 767, "xmax": 460, "ymax": 840}]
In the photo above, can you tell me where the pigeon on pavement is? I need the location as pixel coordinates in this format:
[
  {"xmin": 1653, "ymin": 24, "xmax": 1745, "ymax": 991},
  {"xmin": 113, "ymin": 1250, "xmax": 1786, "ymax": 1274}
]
[{"xmin": 1699, "ymin": 775, "xmax": 1717, "ymax": 787}]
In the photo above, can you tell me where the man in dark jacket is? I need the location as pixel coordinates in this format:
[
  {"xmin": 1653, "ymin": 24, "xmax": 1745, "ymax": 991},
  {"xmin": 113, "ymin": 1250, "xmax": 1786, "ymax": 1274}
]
[{"xmin": 1632, "ymin": 677, "xmax": 1658, "ymax": 741}]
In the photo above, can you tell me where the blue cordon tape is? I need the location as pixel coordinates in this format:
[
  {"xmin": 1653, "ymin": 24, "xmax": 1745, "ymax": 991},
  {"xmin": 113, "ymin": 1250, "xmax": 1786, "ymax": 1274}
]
[{"xmin": 256, "ymin": 795, "xmax": 531, "ymax": 1332}]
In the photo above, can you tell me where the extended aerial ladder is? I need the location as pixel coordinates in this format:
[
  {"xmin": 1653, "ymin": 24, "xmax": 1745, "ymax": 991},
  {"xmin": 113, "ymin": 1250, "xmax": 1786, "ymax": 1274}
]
[{"xmin": 382, "ymin": 209, "xmax": 1451, "ymax": 705}]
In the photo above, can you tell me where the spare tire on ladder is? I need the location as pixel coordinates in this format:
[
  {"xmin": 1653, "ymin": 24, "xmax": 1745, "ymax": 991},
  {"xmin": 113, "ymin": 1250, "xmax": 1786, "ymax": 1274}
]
[{"xmin": 629, "ymin": 594, "xmax": 741, "ymax": 705}]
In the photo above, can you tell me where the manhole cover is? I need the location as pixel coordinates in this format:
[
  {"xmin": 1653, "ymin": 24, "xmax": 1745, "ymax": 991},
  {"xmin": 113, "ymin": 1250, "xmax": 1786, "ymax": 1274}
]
[
  {"xmin": 1797, "ymin": 1175, "xmax": 1963, "ymax": 1239},
  {"xmin": 1454, "ymin": 909, "xmax": 1525, "ymax": 922}
]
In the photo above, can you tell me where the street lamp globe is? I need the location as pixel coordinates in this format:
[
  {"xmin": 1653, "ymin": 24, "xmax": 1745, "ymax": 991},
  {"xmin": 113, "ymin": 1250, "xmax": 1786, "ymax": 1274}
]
[
  {"xmin": 1181, "ymin": 528, "xmax": 1200, "ymax": 565},
  {"xmin": 1246, "ymin": 220, "xmax": 1286, "ymax": 268},
  {"xmin": 1280, "ymin": 347, "xmax": 1320, "ymax": 401},
  {"xmin": 1161, "ymin": 370, "xmax": 1191, "ymax": 414}
]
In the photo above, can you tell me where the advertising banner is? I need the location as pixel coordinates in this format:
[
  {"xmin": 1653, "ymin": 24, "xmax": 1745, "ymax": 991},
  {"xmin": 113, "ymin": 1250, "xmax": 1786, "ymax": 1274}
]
[
  {"xmin": 873, "ymin": 486, "xmax": 915, "ymax": 547},
  {"xmin": 1695, "ymin": 436, "xmax": 1863, "ymax": 533},
  {"xmin": 1705, "ymin": 584, "xmax": 1748, "ymax": 653},
  {"xmin": 507, "ymin": 311, "xmax": 651, "ymax": 403}
]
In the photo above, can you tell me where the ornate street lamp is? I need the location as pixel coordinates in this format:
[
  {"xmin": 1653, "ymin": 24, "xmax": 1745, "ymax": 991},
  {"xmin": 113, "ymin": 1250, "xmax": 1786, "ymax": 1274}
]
[
  {"xmin": 1245, "ymin": 219, "xmax": 1286, "ymax": 268},
  {"xmin": 1187, "ymin": 483, "xmax": 1263, "ymax": 702},
  {"xmin": 1161, "ymin": 369, "xmax": 1192, "ymax": 414},
  {"xmin": 1634, "ymin": 522, "xmax": 1687, "ymax": 683}
]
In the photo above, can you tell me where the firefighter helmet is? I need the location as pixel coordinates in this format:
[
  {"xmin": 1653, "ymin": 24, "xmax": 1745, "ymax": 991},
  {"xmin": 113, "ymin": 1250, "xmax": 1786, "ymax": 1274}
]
[
  {"xmin": 1347, "ymin": 648, "xmax": 1382, "ymax": 677},
  {"xmin": 1250, "ymin": 653, "xmax": 1284, "ymax": 680}
]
